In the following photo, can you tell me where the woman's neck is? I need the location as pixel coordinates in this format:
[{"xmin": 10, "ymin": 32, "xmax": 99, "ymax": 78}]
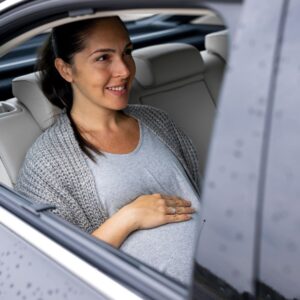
[{"xmin": 70, "ymin": 104, "xmax": 127, "ymax": 133}]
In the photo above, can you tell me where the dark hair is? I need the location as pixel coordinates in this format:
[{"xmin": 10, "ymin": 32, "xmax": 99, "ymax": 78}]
[{"xmin": 37, "ymin": 16, "xmax": 128, "ymax": 160}]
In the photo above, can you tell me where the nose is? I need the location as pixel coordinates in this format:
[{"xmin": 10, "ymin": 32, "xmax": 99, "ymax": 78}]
[{"xmin": 113, "ymin": 57, "xmax": 131, "ymax": 78}]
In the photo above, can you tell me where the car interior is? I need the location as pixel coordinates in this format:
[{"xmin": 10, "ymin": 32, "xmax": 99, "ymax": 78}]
[
  {"xmin": 0, "ymin": 10, "xmax": 228, "ymax": 191},
  {"xmin": 0, "ymin": 8, "xmax": 233, "ymax": 300}
]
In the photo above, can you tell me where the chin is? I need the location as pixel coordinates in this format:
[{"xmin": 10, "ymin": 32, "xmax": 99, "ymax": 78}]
[{"xmin": 108, "ymin": 101, "xmax": 129, "ymax": 111}]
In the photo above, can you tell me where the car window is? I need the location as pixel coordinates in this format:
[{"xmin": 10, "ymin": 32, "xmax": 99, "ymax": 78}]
[{"xmin": 0, "ymin": 7, "xmax": 229, "ymax": 297}]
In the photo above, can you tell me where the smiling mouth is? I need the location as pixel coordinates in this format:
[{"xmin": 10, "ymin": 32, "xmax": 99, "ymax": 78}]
[
  {"xmin": 106, "ymin": 84, "xmax": 128, "ymax": 96},
  {"xmin": 106, "ymin": 85, "xmax": 127, "ymax": 91}
]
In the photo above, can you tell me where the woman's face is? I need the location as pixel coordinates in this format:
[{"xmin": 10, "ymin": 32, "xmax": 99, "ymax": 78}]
[{"xmin": 59, "ymin": 18, "xmax": 136, "ymax": 113}]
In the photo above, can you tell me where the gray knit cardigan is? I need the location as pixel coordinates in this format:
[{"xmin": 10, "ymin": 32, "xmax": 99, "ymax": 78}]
[{"xmin": 16, "ymin": 104, "xmax": 201, "ymax": 233}]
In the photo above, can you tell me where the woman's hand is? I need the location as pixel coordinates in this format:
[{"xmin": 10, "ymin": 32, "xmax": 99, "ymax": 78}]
[
  {"xmin": 92, "ymin": 193, "xmax": 195, "ymax": 248},
  {"xmin": 122, "ymin": 193, "xmax": 196, "ymax": 231}
]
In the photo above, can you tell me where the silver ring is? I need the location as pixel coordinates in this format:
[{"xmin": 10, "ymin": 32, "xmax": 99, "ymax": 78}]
[{"xmin": 170, "ymin": 207, "xmax": 176, "ymax": 214}]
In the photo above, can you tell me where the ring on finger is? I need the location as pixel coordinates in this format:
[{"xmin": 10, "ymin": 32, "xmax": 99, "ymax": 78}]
[{"xmin": 170, "ymin": 207, "xmax": 176, "ymax": 214}]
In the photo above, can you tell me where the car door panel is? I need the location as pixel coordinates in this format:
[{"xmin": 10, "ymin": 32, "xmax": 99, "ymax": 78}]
[
  {"xmin": 257, "ymin": 0, "xmax": 300, "ymax": 298},
  {"xmin": 192, "ymin": 0, "xmax": 286, "ymax": 298}
]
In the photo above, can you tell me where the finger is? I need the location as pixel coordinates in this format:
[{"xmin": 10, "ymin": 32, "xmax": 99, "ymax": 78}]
[
  {"xmin": 165, "ymin": 214, "xmax": 192, "ymax": 223},
  {"xmin": 174, "ymin": 207, "xmax": 196, "ymax": 214},
  {"xmin": 165, "ymin": 198, "xmax": 191, "ymax": 207}
]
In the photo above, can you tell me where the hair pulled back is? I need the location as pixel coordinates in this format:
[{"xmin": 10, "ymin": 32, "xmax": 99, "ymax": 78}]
[{"xmin": 37, "ymin": 16, "xmax": 126, "ymax": 159}]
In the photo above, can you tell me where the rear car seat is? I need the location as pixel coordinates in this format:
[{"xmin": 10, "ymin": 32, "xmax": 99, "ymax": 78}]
[
  {"xmin": 0, "ymin": 36, "xmax": 228, "ymax": 187},
  {"xmin": 0, "ymin": 73, "xmax": 60, "ymax": 187},
  {"xmin": 0, "ymin": 97, "xmax": 42, "ymax": 187}
]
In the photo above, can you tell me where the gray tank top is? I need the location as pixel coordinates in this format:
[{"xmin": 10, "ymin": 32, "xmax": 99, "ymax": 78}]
[{"xmin": 87, "ymin": 120, "xmax": 201, "ymax": 285}]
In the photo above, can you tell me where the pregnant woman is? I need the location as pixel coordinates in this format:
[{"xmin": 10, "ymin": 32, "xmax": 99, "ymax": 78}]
[{"xmin": 16, "ymin": 16, "xmax": 201, "ymax": 285}]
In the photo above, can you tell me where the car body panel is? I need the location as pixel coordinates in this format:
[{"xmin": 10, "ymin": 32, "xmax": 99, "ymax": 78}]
[
  {"xmin": 258, "ymin": 0, "xmax": 300, "ymax": 299},
  {"xmin": 193, "ymin": 0, "xmax": 287, "ymax": 297}
]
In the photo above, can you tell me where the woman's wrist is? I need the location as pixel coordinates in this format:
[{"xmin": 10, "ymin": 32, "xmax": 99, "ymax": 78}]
[
  {"xmin": 91, "ymin": 206, "xmax": 138, "ymax": 248},
  {"xmin": 117, "ymin": 204, "xmax": 139, "ymax": 232}
]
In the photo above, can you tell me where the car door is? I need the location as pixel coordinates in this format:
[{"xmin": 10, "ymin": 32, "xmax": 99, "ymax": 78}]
[
  {"xmin": 191, "ymin": 0, "xmax": 297, "ymax": 299},
  {"xmin": 256, "ymin": 1, "xmax": 300, "ymax": 299}
]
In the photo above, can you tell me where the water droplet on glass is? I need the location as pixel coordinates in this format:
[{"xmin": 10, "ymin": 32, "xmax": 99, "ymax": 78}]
[
  {"xmin": 235, "ymin": 232, "xmax": 244, "ymax": 241},
  {"xmin": 248, "ymin": 173, "xmax": 256, "ymax": 181},
  {"xmin": 230, "ymin": 172, "xmax": 238, "ymax": 180},
  {"xmin": 275, "ymin": 110, "xmax": 283, "ymax": 119},
  {"xmin": 233, "ymin": 150, "xmax": 242, "ymax": 158},
  {"xmin": 225, "ymin": 209, "xmax": 234, "ymax": 217},
  {"xmin": 219, "ymin": 244, "xmax": 227, "ymax": 252},
  {"xmin": 208, "ymin": 181, "xmax": 216, "ymax": 189},
  {"xmin": 218, "ymin": 165, "xmax": 226, "ymax": 173},
  {"xmin": 287, "ymin": 241, "xmax": 297, "ymax": 252},
  {"xmin": 235, "ymin": 139, "xmax": 244, "ymax": 147},
  {"xmin": 258, "ymin": 97, "xmax": 265, "ymax": 105},
  {"xmin": 252, "ymin": 130, "xmax": 261, "ymax": 138},
  {"xmin": 271, "ymin": 211, "xmax": 288, "ymax": 222},
  {"xmin": 259, "ymin": 60, "xmax": 266, "ymax": 68},
  {"xmin": 248, "ymin": 107, "xmax": 255, "ymax": 115},
  {"xmin": 249, "ymin": 39, "xmax": 256, "ymax": 47},
  {"xmin": 282, "ymin": 265, "xmax": 291, "ymax": 274},
  {"xmin": 232, "ymin": 269, "xmax": 240, "ymax": 278}
]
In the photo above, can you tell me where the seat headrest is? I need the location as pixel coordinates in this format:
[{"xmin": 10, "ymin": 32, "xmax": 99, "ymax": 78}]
[
  {"xmin": 12, "ymin": 73, "xmax": 60, "ymax": 131},
  {"xmin": 205, "ymin": 30, "xmax": 228, "ymax": 62},
  {"xmin": 133, "ymin": 43, "xmax": 205, "ymax": 88}
]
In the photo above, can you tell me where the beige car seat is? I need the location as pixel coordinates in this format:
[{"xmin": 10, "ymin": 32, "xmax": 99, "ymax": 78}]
[{"xmin": 201, "ymin": 30, "xmax": 228, "ymax": 104}]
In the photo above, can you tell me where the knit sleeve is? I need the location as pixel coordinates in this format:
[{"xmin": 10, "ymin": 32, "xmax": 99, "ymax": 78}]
[
  {"xmin": 15, "ymin": 146, "xmax": 75, "ymax": 222},
  {"xmin": 15, "ymin": 136, "xmax": 94, "ymax": 233}
]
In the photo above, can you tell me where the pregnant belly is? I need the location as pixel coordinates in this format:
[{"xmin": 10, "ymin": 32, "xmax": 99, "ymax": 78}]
[{"xmin": 120, "ymin": 214, "xmax": 199, "ymax": 284}]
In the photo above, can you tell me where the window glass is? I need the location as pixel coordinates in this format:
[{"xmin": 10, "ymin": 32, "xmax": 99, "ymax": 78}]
[{"xmin": 0, "ymin": 224, "xmax": 106, "ymax": 300}]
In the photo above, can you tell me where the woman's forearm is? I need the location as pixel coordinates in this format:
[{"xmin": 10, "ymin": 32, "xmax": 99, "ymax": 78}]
[{"xmin": 91, "ymin": 207, "xmax": 136, "ymax": 248}]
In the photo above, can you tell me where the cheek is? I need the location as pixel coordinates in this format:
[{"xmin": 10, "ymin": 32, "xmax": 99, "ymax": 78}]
[{"xmin": 91, "ymin": 67, "xmax": 111, "ymax": 83}]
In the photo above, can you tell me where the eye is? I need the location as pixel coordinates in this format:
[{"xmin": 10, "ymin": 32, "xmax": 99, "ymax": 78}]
[{"xmin": 96, "ymin": 54, "xmax": 109, "ymax": 62}]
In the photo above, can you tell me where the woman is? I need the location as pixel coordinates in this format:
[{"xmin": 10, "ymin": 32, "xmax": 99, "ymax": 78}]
[{"xmin": 16, "ymin": 16, "xmax": 201, "ymax": 284}]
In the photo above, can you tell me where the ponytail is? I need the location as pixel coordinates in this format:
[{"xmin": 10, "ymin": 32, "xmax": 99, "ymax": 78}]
[{"xmin": 37, "ymin": 34, "xmax": 73, "ymax": 111}]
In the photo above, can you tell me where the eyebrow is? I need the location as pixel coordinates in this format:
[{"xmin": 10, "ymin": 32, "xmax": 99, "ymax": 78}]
[{"xmin": 89, "ymin": 42, "xmax": 133, "ymax": 57}]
